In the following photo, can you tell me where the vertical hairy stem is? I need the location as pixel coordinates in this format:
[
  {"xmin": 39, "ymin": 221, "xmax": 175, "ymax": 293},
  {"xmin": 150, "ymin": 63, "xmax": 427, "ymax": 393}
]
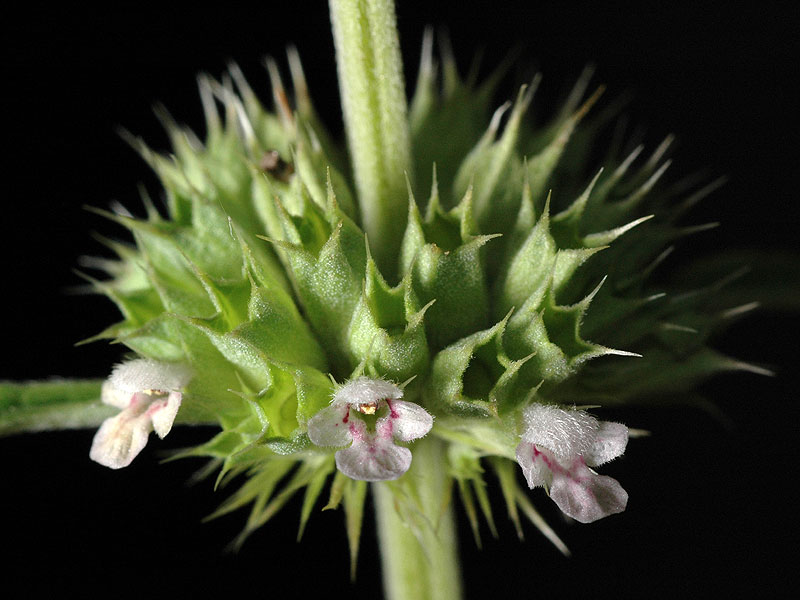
[
  {"xmin": 374, "ymin": 437, "xmax": 463, "ymax": 600},
  {"xmin": 329, "ymin": 0, "xmax": 412, "ymax": 279}
]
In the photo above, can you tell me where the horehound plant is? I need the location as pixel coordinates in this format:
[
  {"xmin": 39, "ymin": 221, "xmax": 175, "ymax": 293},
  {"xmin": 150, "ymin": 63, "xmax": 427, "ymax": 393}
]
[{"xmin": 0, "ymin": 1, "xmax": 776, "ymax": 598}]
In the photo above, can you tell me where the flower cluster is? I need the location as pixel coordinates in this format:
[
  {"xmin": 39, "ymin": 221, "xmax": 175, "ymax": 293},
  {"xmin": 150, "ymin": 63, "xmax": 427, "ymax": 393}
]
[
  {"xmin": 91, "ymin": 357, "xmax": 628, "ymax": 527},
  {"xmin": 11, "ymin": 9, "xmax": 754, "ymax": 564}
]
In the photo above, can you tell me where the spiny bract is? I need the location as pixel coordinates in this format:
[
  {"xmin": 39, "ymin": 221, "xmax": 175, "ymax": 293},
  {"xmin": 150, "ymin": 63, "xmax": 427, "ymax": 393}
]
[{"xmin": 79, "ymin": 38, "xmax": 760, "ymax": 556}]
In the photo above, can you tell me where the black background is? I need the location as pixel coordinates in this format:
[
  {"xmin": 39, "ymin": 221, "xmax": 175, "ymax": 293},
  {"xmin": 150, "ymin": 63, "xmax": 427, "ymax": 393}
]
[{"xmin": 3, "ymin": 1, "xmax": 798, "ymax": 597}]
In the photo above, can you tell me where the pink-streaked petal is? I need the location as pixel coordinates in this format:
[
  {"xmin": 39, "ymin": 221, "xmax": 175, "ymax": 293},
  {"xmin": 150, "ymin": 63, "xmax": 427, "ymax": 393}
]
[
  {"xmin": 149, "ymin": 391, "xmax": 182, "ymax": 439},
  {"xmin": 307, "ymin": 403, "xmax": 353, "ymax": 447},
  {"xmin": 89, "ymin": 412, "xmax": 151, "ymax": 469},
  {"xmin": 585, "ymin": 421, "xmax": 628, "ymax": 466},
  {"xmin": 549, "ymin": 457, "xmax": 628, "ymax": 523},
  {"xmin": 334, "ymin": 436, "xmax": 412, "ymax": 481},
  {"xmin": 387, "ymin": 399, "xmax": 433, "ymax": 441},
  {"xmin": 331, "ymin": 376, "xmax": 403, "ymax": 407},
  {"xmin": 515, "ymin": 441, "xmax": 553, "ymax": 489}
]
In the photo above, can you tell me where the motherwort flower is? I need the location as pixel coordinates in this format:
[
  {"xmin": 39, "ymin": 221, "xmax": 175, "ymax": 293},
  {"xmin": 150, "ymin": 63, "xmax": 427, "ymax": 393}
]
[
  {"xmin": 515, "ymin": 404, "xmax": 629, "ymax": 523},
  {"xmin": 90, "ymin": 359, "xmax": 191, "ymax": 469},
  {"xmin": 307, "ymin": 377, "xmax": 433, "ymax": 481}
]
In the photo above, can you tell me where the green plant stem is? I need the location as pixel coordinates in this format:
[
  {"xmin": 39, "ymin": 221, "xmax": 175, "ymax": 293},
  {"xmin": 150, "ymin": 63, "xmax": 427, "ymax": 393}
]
[
  {"xmin": 0, "ymin": 379, "xmax": 107, "ymax": 435},
  {"xmin": 0, "ymin": 379, "xmax": 213, "ymax": 436},
  {"xmin": 374, "ymin": 436, "xmax": 463, "ymax": 600},
  {"xmin": 329, "ymin": 0, "xmax": 412, "ymax": 279}
]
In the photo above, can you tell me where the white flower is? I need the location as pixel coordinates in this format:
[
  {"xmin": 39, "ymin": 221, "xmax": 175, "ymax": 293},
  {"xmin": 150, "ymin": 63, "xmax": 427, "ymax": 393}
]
[
  {"xmin": 515, "ymin": 403, "xmax": 628, "ymax": 523},
  {"xmin": 307, "ymin": 377, "xmax": 433, "ymax": 481},
  {"xmin": 90, "ymin": 359, "xmax": 192, "ymax": 469}
]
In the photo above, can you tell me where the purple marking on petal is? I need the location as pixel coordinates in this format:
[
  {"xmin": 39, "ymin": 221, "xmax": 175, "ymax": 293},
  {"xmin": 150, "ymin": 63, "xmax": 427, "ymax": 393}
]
[
  {"xmin": 549, "ymin": 456, "xmax": 628, "ymax": 523},
  {"xmin": 376, "ymin": 415, "xmax": 394, "ymax": 440},
  {"xmin": 307, "ymin": 403, "xmax": 354, "ymax": 447},
  {"xmin": 386, "ymin": 399, "xmax": 400, "ymax": 419},
  {"xmin": 349, "ymin": 420, "xmax": 365, "ymax": 441},
  {"xmin": 334, "ymin": 435, "xmax": 412, "ymax": 481},
  {"xmin": 145, "ymin": 398, "xmax": 167, "ymax": 416},
  {"xmin": 388, "ymin": 400, "xmax": 433, "ymax": 441}
]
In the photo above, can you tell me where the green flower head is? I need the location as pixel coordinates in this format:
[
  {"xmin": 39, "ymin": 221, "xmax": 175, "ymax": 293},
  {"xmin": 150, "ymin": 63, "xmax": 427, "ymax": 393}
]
[{"xmin": 3, "ymin": 2, "xmax": 788, "ymax": 598}]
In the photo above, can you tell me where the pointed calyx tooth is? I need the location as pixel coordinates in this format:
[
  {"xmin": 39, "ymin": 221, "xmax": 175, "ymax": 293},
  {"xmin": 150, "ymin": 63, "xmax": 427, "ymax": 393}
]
[
  {"xmin": 286, "ymin": 45, "xmax": 311, "ymax": 114},
  {"xmin": 494, "ymin": 193, "xmax": 555, "ymax": 317},
  {"xmin": 429, "ymin": 314, "xmax": 524, "ymax": 416},
  {"xmin": 719, "ymin": 301, "xmax": 760, "ymax": 320},
  {"xmin": 592, "ymin": 144, "xmax": 645, "ymax": 204},
  {"xmin": 346, "ymin": 250, "xmax": 431, "ymax": 381},
  {"xmin": 583, "ymin": 214, "xmax": 654, "ymax": 247},
  {"xmin": 264, "ymin": 55, "xmax": 294, "ymax": 128},
  {"xmin": 398, "ymin": 179, "xmax": 499, "ymax": 350},
  {"xmin": 227, "ymin": 61, "xmax": 258, "ymax": 112},
  {"xmin": 197, "ymin": 73, "xmax": 222, "ymax": 135},
  {"xmin": 457, "ymin": 79, "xmax": 540, "ymax": 232},
  {"xmin": 551, "ymin": 168, "xmax": 604, "ymax": 244}
]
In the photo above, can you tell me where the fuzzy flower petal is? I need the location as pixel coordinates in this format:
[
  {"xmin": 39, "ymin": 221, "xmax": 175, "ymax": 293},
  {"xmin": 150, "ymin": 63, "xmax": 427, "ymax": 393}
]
[
  {"xmin": 100, "ymin": 379, "xmax": 132, "ymax": 410},
  {"xmin": 149, "ymin": 391, "xmax": 183, "ymax": 438},
  {"xmin": 549, "ymin": 457, "xmax": 629, "ymax": 523},
  {"xmin": 306, "ymin": 403, "xmax": 352, "ymax": 447},
  {"xmin": 515, "ymin": 441, "xmax": 551, "ymax": 488},
  {"xmin": 90, "ymin": 394, "xmax": 153, "ymax": 470},
  {"xmin": 520, "ymin": 403, "xmax": 598, "ymax": 461},
  {"xmin": 307, "ymin": 377, "xmax": 433, "ymax": 481},
  {"xmin": 516, "ymin": 403, "xmax": 629, "ymax": 523},
  {"xmin": 334, "ymin": 417, "xmax": 413, "ymax": 481},
  {"xmin": 330, "ymin": 376, "xmax": 404, "ymax": 407},
  {"xmin": 90, "ymin": 360, "xmax": 191, "ymax": 469},
  {"xmin": 584, "ymin": 421, "xmax": 628, "ymax": 466},
  {"xmin": 385, "ymin": 399, "xmax": 434, "ymax": 441}
]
